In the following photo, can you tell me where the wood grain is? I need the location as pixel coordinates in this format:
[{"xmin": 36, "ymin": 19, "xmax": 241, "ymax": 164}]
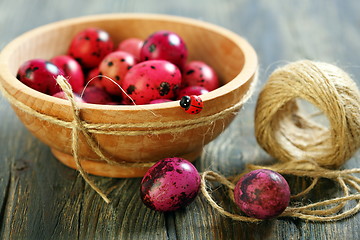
[{"xmin": 0, "ymin": 0, "xmax": 360, "ymax": 239}]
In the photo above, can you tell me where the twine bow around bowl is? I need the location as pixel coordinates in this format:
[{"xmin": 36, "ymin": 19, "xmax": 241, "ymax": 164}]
[{"xmin": 0, "ymin": 14, "xmax": 258, "ymax": 178}]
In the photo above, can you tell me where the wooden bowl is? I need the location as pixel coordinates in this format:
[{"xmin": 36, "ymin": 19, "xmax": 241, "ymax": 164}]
[{"xmin": 0, "ymin": 14, "xmax": 257, "ymax": 178}]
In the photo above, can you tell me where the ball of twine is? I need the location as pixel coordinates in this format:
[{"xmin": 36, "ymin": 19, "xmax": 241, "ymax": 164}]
[
  {"xmin": 201, "ymin": 60, "xmax": 360, "ymax": 222},
  {"xmin": 255, "ymin": 60, "xmax": 360, "ymax": 169}
]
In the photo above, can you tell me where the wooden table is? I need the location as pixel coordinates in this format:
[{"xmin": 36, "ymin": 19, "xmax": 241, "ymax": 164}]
[{"xmin": 1, "ymin": 1, "xmax": 359, "ymax": 239}]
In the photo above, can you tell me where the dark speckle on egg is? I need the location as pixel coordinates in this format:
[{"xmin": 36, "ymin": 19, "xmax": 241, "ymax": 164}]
[
  {"xmin": 126, "ymin": 85, "xmax": 136, "ymax": 94},
  {"xmin": 158, "ymin": 82, "xmax": 170, "ymax": 96}
]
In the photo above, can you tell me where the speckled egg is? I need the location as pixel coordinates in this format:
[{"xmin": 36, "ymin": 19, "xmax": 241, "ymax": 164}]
[
  {"xmin": 117, "ymin": 37, "xmax": 143, "ymax": 62},
  {"xmin": 68, "ymin": 28, "xmax": 114, "ymax": 69},
  {"xmin": 51, "ymin": 55, "xmax": 85, "ymax": 93},
  {"xmin": 234, "ymin": 169, "xmax": 291, "ymax": 219},
  {"xmin": 80, "ymin": 86, "xmax": 112, "ymax": 104},
  {"xmin": 16, "ymin": 59, "xmax": 63, "ymax": 95},
  {"xmin": 182, "ymin": 60, "xmax": 219, "ymax": 91},
  {"xmin": 140, "ymin": 157, "xmax": 201, "ymax": 212},
  {"xmin": 121, "ymin": 60, "xmax": 181, "ymax": 104},
  {"xmin": 98, "ymin": 50, "xmax": 136, "ymax": 95},
  {"xmin": 140, "ymin": 30, "xmax": 188, "ymax": 69}
]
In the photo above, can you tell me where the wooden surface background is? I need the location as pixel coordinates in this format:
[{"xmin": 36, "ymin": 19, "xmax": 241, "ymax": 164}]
[{"xmin": 1, "ymin": 0, "xmax": 360, "ymax": 239}]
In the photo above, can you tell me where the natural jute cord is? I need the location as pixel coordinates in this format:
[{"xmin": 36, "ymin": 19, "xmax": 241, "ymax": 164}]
[
  {"xmin": 255, "ymin": 60, "xmax": 360, "ymax": 169},
  {"xmin": 0, "ymin": 72, "xmax": 256, "ymax": 203},
  {"xmin": 201, "ymin": 60, "xmax": 360, "ymax": 222}
]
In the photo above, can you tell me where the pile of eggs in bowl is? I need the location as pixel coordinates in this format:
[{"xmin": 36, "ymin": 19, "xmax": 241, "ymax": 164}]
[{"xmin": 16, "ymin": 28, "xmax": 219, "ymax": 107}]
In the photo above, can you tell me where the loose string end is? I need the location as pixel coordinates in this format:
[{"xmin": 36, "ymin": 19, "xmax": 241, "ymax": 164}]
[{"xmin": 56, "ymin": 75, "xmax": 111, "ymax": 204}]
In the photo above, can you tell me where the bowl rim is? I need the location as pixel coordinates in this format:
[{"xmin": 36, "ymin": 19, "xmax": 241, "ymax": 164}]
[{"xmin": 0, "ymin": 13, "xmax": 257, "ymax": 112}]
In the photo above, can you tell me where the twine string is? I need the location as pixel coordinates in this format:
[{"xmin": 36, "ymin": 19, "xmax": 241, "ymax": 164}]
[
  {"xmin": 57, "ymin": 78, "xmax": 111, "ymax": 203},
  {"xmin": 201, "ymin": 160, "xmax": 360, "ymax": 222},
  {"xmin": 0, "ymin": 73, "xmax": 256, "ymax": 203},
  {"xmin": 254, "ymin": 60, "xmax": 360, "ymax": 169},
  {"xmin": 0, "ymin": 77, "xmax": 252, "ymax": 135},
  {"xmin": 201, "ymin": 60, "xmax": 360, "ymax": 222}
]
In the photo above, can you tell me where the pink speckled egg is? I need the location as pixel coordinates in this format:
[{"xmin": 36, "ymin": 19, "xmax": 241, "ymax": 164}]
[
  {"xmin": 182, "ymin": 60, "xmax": 219, "ymax": 91},
  {"xmin": 117, "ymin": 38, "xmax": 143, "ymax": 62},
  {"xmin": 234, "ymin": 169, "xmax": 291, "ymax": 219},
  {"xmin": 81, "ymin": 86, "xmax": 112, "ymax": 104},
  {"xmin": 121, "ymin": 60, "xmax": 181, "ymax": 104},
  {"xmin": 140, "ymin": 157, "xmax": 201, "ymax": 212},
  {"xmin": 140, "ymin": 30, "xmax": 188, "ymax": 69},
  {"xmin": 51, "ymin": 55, "xmax": 85, "ymax": 93}
]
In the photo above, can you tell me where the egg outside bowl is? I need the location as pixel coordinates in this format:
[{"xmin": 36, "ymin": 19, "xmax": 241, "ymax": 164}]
[{"xmin": 0, "ymin": 14, "xmax": 257, "ymax": 178}]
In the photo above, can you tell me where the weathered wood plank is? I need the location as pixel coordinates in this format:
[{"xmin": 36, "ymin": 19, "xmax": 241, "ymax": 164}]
[{"xmin": 0, "ymin": 0, "xmax": 360, "ymax": 239}]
